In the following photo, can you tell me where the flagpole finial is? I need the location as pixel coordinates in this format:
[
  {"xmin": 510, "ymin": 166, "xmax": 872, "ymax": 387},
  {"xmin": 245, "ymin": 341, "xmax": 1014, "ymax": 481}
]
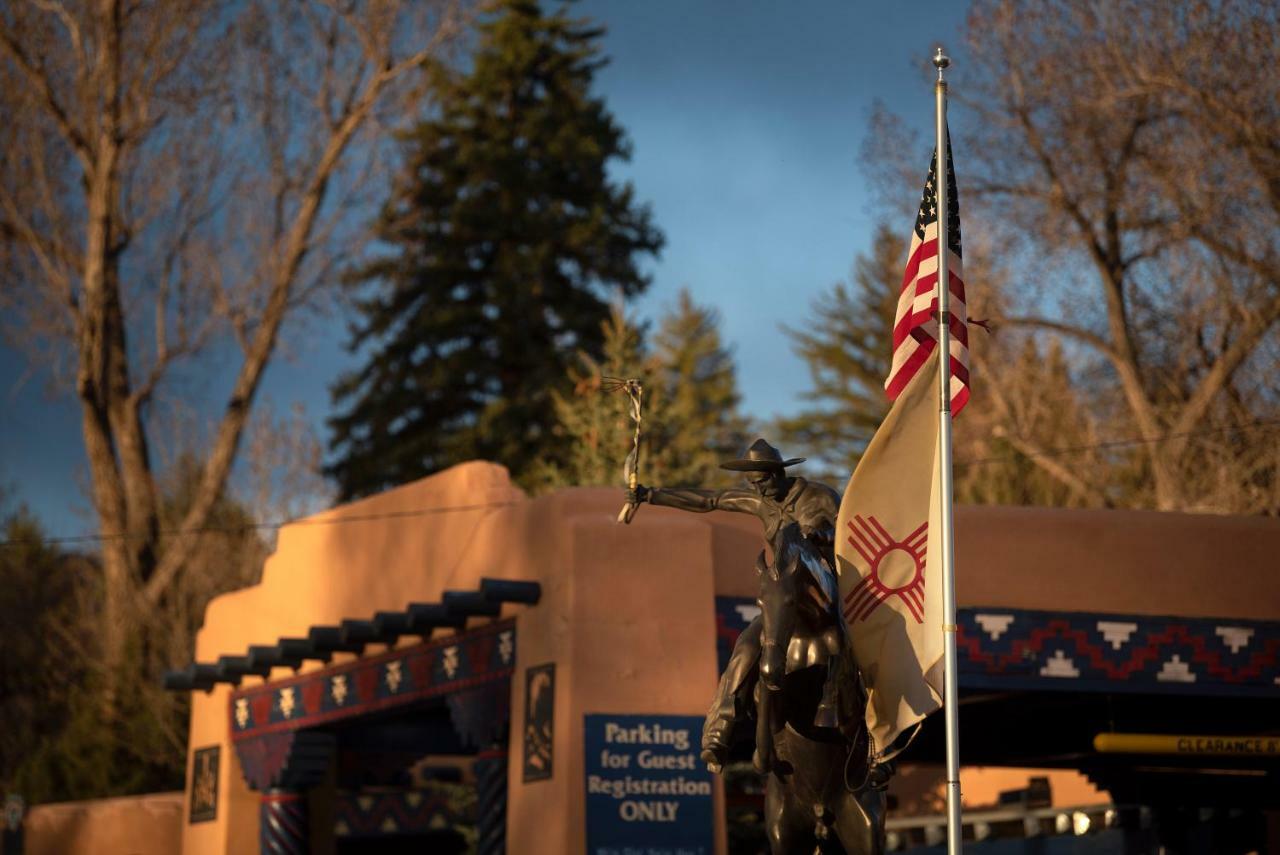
[{"xmin": 933, "ymin": 46, "xmax": 950, "ymax": 81}]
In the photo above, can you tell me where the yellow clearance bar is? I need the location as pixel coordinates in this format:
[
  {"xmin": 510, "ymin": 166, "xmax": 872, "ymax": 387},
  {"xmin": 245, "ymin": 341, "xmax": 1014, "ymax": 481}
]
[{"xmin": 1094, "ymin": 733, "xmax": 1280, "ymax": 757}]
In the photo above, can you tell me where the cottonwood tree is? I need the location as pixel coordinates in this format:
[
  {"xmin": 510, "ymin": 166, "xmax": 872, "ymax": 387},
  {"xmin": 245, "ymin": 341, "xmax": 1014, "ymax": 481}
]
[
  {"xmin": 865, "ymin": 0, "xmax": 1280, "ymax": 513},
  {"xmin": 956, "ymin": 0, "xmax": 1280, "ymax": 512},
  {"xmin": 954, "ymin": 335, "xmax": 1110, "ymax": 508},
  {"xmin": 241, "ymin": 402, "xmax": 335, "ymax": 543},
  {"xmin": 0, "ymin": 0, "xmax": 468, "ymax": 716}
]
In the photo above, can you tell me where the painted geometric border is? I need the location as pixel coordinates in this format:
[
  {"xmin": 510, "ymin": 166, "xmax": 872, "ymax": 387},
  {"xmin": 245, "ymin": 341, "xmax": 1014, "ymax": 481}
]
[
  {"xmin": 956, "ymin": 608, "xmax": 1280, "ymax": 697},
  {"xmin": 228, "ymin": 618, "xmax": 516, "ymax": 741},
  {"xmin": 334, "ymin": 788, "xmax": 472, "ymax": 838},
  {"xmin": 714, "ymin": 597, "xmax": 1280, "ymax": 697}
]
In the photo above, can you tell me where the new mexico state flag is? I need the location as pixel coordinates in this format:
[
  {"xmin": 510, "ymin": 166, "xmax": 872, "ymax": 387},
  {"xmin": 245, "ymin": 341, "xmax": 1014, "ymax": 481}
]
[{"xmin": 836, "ymin": 349, "xmax": 945, "ymax": 754}]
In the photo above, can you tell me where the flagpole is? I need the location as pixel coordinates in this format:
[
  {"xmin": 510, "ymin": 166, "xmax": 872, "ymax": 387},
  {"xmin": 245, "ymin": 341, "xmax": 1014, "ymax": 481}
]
[{"xmin": 932, "ymin": 45, "xmax": 964, "ymax": 855}]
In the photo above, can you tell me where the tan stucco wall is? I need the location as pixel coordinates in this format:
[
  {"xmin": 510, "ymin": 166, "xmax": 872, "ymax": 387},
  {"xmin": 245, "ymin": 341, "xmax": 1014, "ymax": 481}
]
[
  {"xmin": 172, "ymin": 463, "xmax": 1280, "ymax": 853},
  {"xmin": 704, "ymin": 496, "xmax": 1280, "ymax": 620},
  {"xmin": 184, "ymin": 462, "xmax": 528, "ymax": 854},
  {"xmin": 506, "ymin": 489, "xmax": 738, "ymax": 854},
  {"xmin": 181, "ymin": 464, "xmax": 753, "ymax": 855},
  {"xmin": 952, "ymin": 504, "xmax": 1280, "ymax": 619},
  {"xmin": 17, "ymin": 792, "xmax": 183, "ymax": 855}
]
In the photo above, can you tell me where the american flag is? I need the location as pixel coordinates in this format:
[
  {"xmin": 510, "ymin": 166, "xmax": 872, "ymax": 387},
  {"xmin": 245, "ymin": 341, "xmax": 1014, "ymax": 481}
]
[{"xmin": 884, "ymin": 135, "xmax": 969, "ymax": 415}]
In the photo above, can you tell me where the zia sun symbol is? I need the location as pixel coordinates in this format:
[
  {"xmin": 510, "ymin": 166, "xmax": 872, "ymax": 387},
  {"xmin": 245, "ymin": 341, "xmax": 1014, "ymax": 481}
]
[{"xmin": 843, "ymin": 515, "xmax": 928, "ymax": 624}]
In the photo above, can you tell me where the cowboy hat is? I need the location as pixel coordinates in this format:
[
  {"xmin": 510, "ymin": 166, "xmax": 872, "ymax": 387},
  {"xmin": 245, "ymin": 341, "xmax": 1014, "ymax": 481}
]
[{"xmin": 719, "ymin": 438, "xmax": 805, "ymax": 472}]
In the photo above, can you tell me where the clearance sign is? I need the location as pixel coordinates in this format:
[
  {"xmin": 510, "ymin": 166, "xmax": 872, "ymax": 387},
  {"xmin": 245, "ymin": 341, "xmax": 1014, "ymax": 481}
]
[
  {"xmin": 584, "ymin": 714, "xmax": 713, "ymax": 855},
  {"xmin": 1095, "ymin": 733, "xmax": 1280, "ymax": 757}
]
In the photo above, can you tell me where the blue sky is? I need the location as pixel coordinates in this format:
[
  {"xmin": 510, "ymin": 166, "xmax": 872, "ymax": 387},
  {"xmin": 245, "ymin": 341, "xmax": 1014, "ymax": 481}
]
[
  {"xmin": 585, "ymin": 1, "xmax": 968, "ymax": 403},
  {"xmin": 0, "ymin": 1, "xmax": 970, "ymax": 537}
]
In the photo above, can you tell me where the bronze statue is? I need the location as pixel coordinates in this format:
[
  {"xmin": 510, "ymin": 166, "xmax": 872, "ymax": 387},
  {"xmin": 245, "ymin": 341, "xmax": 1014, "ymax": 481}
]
[
  {"xmin": 630, "ymin": 439, "xmax": 888, "ymax": 853},
  {"xmin": 630, "ymin": 439, "xmax": 840, "ymax": 768}
]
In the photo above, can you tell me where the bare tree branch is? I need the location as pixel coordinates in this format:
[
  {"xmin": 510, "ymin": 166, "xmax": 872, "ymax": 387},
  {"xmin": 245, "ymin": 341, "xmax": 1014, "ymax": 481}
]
[
  {"xmin": 142, "ymin": 0, "xmax": 467, "ymax": 605},
  {"xmin": 0, "ymin": 28, "xmax": 92, "ymax": 169},
  {"xmin": 0, "ymin": 0, "xmax": 469, "ymax": 727}
]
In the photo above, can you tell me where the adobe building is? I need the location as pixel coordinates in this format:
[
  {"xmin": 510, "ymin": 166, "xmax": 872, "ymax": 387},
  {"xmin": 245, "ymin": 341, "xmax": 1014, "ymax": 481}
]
[{"xmin": 19, "ymin": 461, "xmax": 1275, "ymax": 854}]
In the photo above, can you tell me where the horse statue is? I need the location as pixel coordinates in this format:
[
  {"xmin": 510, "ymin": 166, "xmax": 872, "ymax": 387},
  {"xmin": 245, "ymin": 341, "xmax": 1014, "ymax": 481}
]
[{"xmin": 752, "ymin": 523, "xmax": 887, "ymax": 854}]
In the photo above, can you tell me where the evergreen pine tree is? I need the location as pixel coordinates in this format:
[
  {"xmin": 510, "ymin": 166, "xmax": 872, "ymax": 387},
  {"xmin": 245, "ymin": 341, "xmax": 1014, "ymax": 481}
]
[
  {"xmin": 327, "ymin": 0, "xmax": 663, "ymax": 499},
  {"xmin": 776, "ymin": 223, "xmax": 902, "ymax": 477},
  {"xmin": 648, "ymin": 289, "xmax": 749, "ymax": 487},
  {"xmin": 533, "ymin": 302, "xmax": 650, "ymax": 490},
  {"xmin": 0, "ymin": 507, "xmax": 86, "ymax": 800},
  {"xmin": 537, "ymin": 290, "xmax": 747, "ymax": 491}
]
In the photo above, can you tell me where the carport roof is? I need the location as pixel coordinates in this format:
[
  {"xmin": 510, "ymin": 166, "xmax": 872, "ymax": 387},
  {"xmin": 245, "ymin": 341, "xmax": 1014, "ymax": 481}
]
[{"xmin": 162, "ymin": 577, "xmax": 539, "ymax": 692}]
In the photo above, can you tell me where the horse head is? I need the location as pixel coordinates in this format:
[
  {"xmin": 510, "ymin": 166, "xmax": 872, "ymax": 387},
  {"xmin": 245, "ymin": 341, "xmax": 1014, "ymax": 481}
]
[
  {"xmin": 760, "ymin": 522, "xmax": 847, "ymax": 682},
  {"xmin": 758, "ymin": 522, "xmax": 825, "ymax": 692}
]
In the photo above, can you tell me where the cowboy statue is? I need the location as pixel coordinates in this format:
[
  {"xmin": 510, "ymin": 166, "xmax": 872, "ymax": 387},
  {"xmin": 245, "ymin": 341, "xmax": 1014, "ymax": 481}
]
[
  {"xmin": 628, "ymin": 437, "xmax": 893, "ymax": 851},
  {"xmin": 628, "ymin": 438, "xmax": 844, "ymax": 770}
]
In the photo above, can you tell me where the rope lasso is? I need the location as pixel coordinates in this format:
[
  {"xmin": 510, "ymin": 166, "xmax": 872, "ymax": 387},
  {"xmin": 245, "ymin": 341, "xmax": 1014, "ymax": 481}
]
[{"xmin": 603, "ymin": 376, "xmax": 644, "ymax": 524}]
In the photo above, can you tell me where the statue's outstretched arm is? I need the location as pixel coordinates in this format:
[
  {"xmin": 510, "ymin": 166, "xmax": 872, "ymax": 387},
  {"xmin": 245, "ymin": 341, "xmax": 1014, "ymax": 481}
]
[{"xmin": 647, "ymin": 487, "xmax": 757, "ymax": 515}]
